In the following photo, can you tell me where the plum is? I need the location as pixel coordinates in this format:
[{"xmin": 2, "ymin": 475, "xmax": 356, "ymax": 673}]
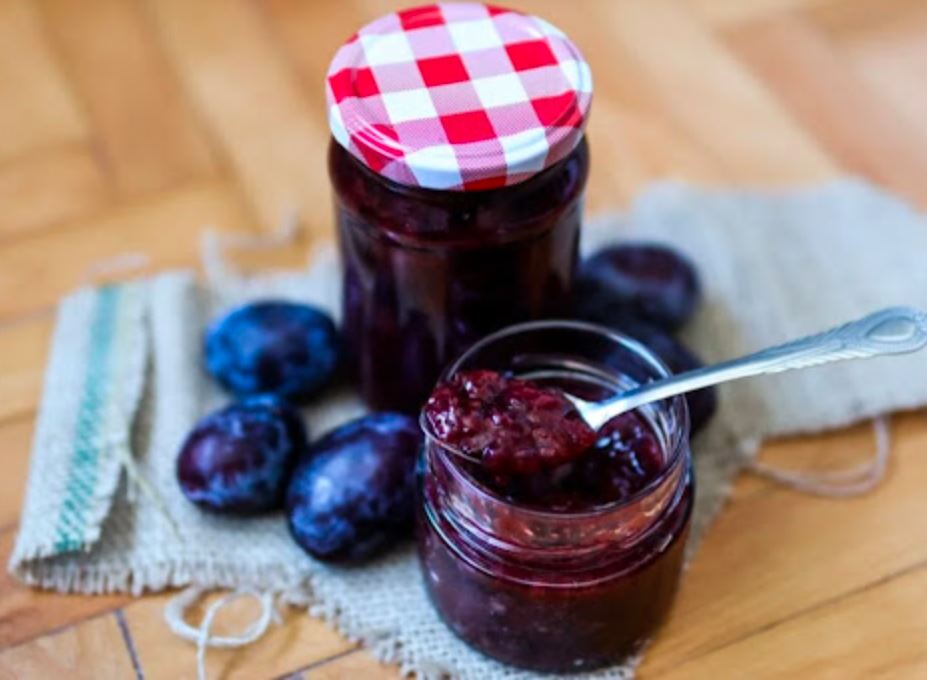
[
  {"xmin": 576, "ymin": 244, "xmax": 701, "ymax": 331},
  {"xmin": 605, "ymin": 315, "xmax": 718, "ymax": 435},
  {"xmin": 286, "ymin": 413, "xmax": 422, "ymax": 562},
  {"xmin": 205, "ymin": 301, "xmax": 339, "ymax": 401},
  {"xmin": 177, "ymin": 396, "xmax": 307, "ymax": 514}
]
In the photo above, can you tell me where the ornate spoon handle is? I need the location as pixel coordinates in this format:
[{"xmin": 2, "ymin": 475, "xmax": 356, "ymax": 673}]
[{"xmin": 575, "ymin": 306, "xmax": 927, "ymax": 430}]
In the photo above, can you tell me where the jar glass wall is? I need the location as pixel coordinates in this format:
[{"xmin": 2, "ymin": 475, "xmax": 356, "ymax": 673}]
[
  {"xmin": 330, "ymin": 138, "xmax": 589, "ymax": 413},
  {"xmin": 417, "ymin": 321, "xmax": 693, "ymax": 673}
]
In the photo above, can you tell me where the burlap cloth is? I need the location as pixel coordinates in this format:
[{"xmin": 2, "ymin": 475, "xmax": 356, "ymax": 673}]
[{"xmin": 11, "ymin": 180, "xmax": 927, "ymax": 679}]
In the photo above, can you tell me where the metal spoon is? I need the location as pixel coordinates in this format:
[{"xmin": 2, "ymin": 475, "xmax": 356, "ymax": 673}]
[{"xmin": 562, "ymin": 306, "xmax": 927, "ymax": 431}]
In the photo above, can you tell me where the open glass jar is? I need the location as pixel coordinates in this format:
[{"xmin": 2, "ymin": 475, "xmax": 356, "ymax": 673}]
[
  {"xmin": 326, "ymin": 3, "xmax": 593, "ymax": 412},
  {"xmin": 418, "ymin": 321, "xmax": 693, "ymax": 673}
]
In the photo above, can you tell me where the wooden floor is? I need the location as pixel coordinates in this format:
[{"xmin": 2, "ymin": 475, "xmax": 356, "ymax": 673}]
[{"xmin": 1, "ymin": 0, "xmax": 927, "ymax": 677}]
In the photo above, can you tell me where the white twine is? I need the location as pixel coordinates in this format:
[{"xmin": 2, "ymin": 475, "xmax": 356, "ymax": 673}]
[
  {"xmin": 115, "ymin": 441, "xmax": 183, "ymax": 539},
  {"xmin": 200, "ymin": 209, "xmax": 301, "ymax": 288},
  {"xmin": 81, "ymin": 251, "xmax": 152, "ymax": 285},
  {"xmin": 164, "ymin": 586, "xmax": 282, "ymax": 680},
  {"xmin": 747, "ymin": 417, "xmax": 891, "ymax": 497}
]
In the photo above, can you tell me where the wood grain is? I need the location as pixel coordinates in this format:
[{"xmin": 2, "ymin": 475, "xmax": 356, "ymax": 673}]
[
  {"xmin": 0, "ymin": 183, "xmax": 253, "ymax": 322},
  {"xmin": 123, "ymin": 592, "xmax": 355, "ymax": 680},
  {"xmin": 0, "ymin": 531, "xmax": 129, "ymax": 649},
  {"xmin": 0, "ymin": 315, "xmax": 53, "ymax": 424},
  {"xmin": 641, "ymin": 413, "xmax": 927, "ymax": 675},
  {"xmin": 683, "ymin": 0, "xmax": 832, "ymax": 27},
  {"xmin": 593, "ymin": 0, "xmax": 838, "ymax": 183},
  {"xmin": 0, "ymin": 612, "xmax": 136, "ymax": 680},
  {"xmin": 657, "ymin": 563, "xmax": 927, "ymax": 679},
  {"xmin": 725, "ymin": 12, "xmax": 927, "ymax": 205},
  {"xmin": 498, "ymin": 0, "xmax": 732, "ymax": 204},
  {"xmin": 0, "ymin": 0, "xmax": 85, "ymax": 162},
  {"xmin": 145, "ymin": 0, "xmax": 334, "ymax": 236},
  {"xmin": 804, "ymin": 0, "xmax": 927, "ymax": 40},
  {"xmin": 0, "ymin": 1, "xmax": 925, "ymax": 678},
  {"xmin": 38, "ymin": 0, "xmax": 217, "ymax": 198},
  {"xmin": 0, "ymin": 419, "xmax": 37, "ymax": 529},
  {"xmin": 815, "ymin": 4, "xmax": 927, "ymax": 182},
  {"xmin": 0, "ymin": 145, "xmax": 110, "ymax": 241}
]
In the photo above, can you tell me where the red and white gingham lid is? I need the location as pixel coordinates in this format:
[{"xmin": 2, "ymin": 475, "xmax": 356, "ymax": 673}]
[{"xmin": 326, "ymin": 3, "xmax": 592, "ymax": 191}]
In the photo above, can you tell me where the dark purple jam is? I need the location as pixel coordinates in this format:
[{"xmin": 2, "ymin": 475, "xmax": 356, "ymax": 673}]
[
  {"xmin": 419, "ymin": 369, "xmax": 692, "ymax": 672},
  {"xmin": 330, "ymin": 138, "xmax": 589, "ymax": 413},
  {"xmin": 418, "ymin": 483, "xmax": 691, "ymax": 672},
  {"xmin": 474, "ymin": 408, "xmax": 667, "ymax": 513},
  {"xmin": 422, "ymin": 370, "xmax": 596, "ymax": 476}
]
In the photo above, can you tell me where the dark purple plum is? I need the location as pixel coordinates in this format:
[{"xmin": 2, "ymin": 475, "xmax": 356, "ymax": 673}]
[
  {"xmin": 177, "ymin": 396, "xmax": 307, "ymax": 514},
  {"xmin": 573, "ymin": 309, "xmax": 718, "ymax": 435},
  {"xmin": 576, "ymin": 244, "xmax": 701, "ymax": 331},
  {"xmin": 616, "ymin": 316, "xmax": 717, "ymax": 435},
  {"xmin": 204, "ymin": 301, "xmax": 339, "ymax": 401},
  {"xmin": 286, "ymin": 413, "xmax": 422, "ymax": 562}
]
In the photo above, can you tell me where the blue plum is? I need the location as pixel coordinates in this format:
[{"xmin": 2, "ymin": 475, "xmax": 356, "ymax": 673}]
[
  {"xmin": 204, "ymin": 301, "xmax": 339, "ymax": 401},
  {"xmin": 177, "ymin": 396, "xmax": 307, "ymax": 514},
  {"xmin": 576, "ymin": 244, "xmax": 701, "ymax": 332},
  {"xmin": 286, "ymin": 413, "xmax": 422, "ymax": 562}
]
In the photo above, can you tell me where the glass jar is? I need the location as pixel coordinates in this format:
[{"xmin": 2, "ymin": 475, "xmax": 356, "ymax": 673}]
[
  {"xmin": 418, "ymin": 321, "xmax": 693, "ymax": 673},
  {"xmin": 330, "ymin": 139, "xmax": 588, "ymax": 412},
  {"xmin": 326, "ymin": 3, "xmax": 593, "ymax": 412}
]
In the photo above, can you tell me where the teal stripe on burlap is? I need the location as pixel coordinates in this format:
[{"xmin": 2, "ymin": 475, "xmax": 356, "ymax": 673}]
[{"xmin": 53, "ymin": 286, "xmax": 122, "ymax": 552}]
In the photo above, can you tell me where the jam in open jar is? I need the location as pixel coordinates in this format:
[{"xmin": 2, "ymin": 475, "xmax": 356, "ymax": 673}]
[
  {"xmin": 326, "ymin": 3, "xmax": 593, "ymax": 412},
  {"xmin": 419, "ymin": 321, "xmax": 693, "ymax": 672}
]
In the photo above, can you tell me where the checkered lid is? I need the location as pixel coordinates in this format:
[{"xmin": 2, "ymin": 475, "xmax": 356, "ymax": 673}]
[{"xmin": 326, "ymin": 3, "xmax": 592, "ymax": 191}]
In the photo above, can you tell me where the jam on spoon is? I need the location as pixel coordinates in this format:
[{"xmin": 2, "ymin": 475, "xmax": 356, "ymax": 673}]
[
  {"xmin": 423, "ymin": 370, "xmax": 597, "ymax": 476},
  {"xmin": 423, "ymin": 369, "xmax": 666, "ymax": 511}
]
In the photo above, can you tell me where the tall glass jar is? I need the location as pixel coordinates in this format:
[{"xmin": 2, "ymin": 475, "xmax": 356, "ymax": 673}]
[
  {"xmin": 418, "ymin": 321, "xmax": 693, "ymax": 673},
  {"xmin": 326, "ymin": 3, "xmax": 593, "ymax": 412}
]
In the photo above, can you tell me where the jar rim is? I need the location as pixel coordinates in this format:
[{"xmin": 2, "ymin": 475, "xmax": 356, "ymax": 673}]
[{"xmin": 419, "ymin": 319, "xmax": 691, "ymax": 520}]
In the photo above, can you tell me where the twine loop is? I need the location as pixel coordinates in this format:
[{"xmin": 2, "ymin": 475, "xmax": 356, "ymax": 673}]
[
  {"xmin": 747, "ymin": 417, "xmax": 891, "ymax": 497},
  {"xmin": 201, "ymin": 210, "xmax": 301, "ymax": 288},
  {"xmin": 81, "ymin": 251, "xmax": 152, "ymax": 285},
  {"xmin": 164, "ymin": 586, "xmax": 281, "ymax": 680}
]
